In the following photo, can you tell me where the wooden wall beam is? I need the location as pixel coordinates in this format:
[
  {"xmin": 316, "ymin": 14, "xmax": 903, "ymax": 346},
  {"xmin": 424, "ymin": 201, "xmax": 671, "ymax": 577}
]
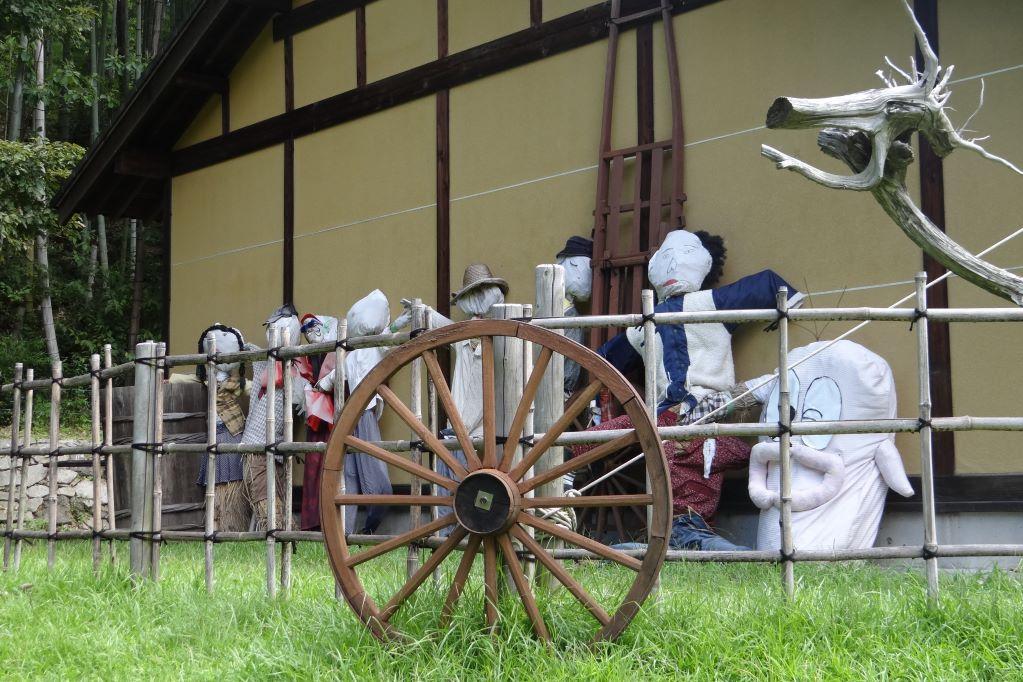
[
  {"xmin": 914, "ymin": 0, "xmax": 956, "ymax": 475},
  {"xmin": 115, "ymin": 150, "xmax": 172, "ymax": 178},
  {"xmin": 356, "ymin": 5, "xmax": 367, "ymax": 87},
  {"xmin": 273, "ymin": 0, "xmax": 377, "ymax": 41},
  {"xmin": 530, "ymin": 0, "xmax": 542, "ymax": 28},
  {"xmin": 174, "ymin": 0, "xmax": 723, "ymax": 176},
  {"xmin": 436, "ymin": 0, "xmax": 450, "ymax": 318},
  {"xmin": 283, "ymin": 35, "xmax": 295, "ymax": 306},
  {"xmin": 173, "ymin": 71, "xmax": 227, "ymax": 93}
]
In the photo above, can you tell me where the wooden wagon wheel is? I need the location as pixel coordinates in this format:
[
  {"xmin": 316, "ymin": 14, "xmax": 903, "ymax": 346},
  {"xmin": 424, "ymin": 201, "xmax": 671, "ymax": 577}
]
[{"xmin": 320, "ymin": 319, "xmax": 670, "ymax": 643}]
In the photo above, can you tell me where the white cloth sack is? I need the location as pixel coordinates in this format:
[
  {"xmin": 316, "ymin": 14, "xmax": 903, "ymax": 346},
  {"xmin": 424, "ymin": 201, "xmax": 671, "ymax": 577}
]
[{"xmin": 748, "ymin": 340, "xmax": 914, "ymax": 551}]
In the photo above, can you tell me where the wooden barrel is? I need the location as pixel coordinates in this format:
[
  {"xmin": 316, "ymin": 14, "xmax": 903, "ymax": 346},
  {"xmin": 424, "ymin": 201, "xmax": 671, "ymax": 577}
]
[{"xmin": 106, "ymin": 379, "xmax": 208, "ymax": 529}]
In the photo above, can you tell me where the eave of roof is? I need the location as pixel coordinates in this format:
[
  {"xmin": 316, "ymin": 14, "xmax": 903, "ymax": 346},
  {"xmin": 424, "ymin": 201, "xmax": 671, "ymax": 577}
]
[{"xmin": 53, "ymin": 0, "xmax": 285, "ymax": 223}]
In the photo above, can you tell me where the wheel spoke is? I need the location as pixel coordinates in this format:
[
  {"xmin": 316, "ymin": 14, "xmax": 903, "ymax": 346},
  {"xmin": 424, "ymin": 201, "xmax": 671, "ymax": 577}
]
[
  {"xmin": 518, "ymin": 431, "xmax": 638, "ymax": 494},
  {"xmin": 348, "ymin": 513, "xmax": 456, "ymax": 567},
  {"xmin": 483, "ymin": 536, "xmax": 499, "ymax": 631},
  {"xmin": 517, "ymin": 512, "xmax": 642, "ymax": 571},
  {"xmin": 481, "ymin": 336, "xmax": 498, "ymax": 468},
  {"xmin": 522, "ymin": 494, "xmax": 653, "ymax": 508},
  {"xmin": 377, "ymin": 384, "xmax": 469, "ymax": 480},
  {"xmin": 422, "ymin": 350, "xmax": 483, "ymax": 470},
  {"xmin": 439, "ymin": 534, "xmax": 482, "ymax": 628},
  {"xmin": 510, "ymin": 525, "xmax": 611, "ymax": 627},
  {"xmin": 379, "ymin": 527, "xmax": 467, "ymax": 623},
  {"xmin": 344, "ymin": 435, "xmax": 457, "ymax": 491},
  {"xmin": 508, "ymin": 380, "xmax": 602, "ymax": 481},
  {"xmin": 498, "ymin": 347, "xmax": 553, "ymax": 472},
  {"xmin": 497, "ymin": 534, "xmax": 550, "ymax": 640},
  {"xmin": 334, "ymin": 494, "xmax": 453, "ymax": 506}
]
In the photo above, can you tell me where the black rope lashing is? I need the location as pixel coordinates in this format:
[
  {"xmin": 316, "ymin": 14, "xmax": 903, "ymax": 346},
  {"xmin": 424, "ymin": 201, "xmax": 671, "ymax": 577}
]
[
  {"xmin": 91, "ymin": 445, "xmax": 106, "ymax": 456},
  {"xmin": 921, "ymin": 544, "xmax": 939, "ymax": 561},
  {"xmin": 47, "ymin": 532, "xmax": 59, "ymax": 541},
  {"xmin": 776, "ymin": 422, "xmax": 791, "ymax": 438},
  {"xmin": 779, "ymin": 549, "xmax": 796, "ymax": 563},
  {"xmin": 205, "ymin": 352, "xmax": 219, "ymax": 365},
  {"xmin": 91, "ymin": 529, "xmax": 106, "ymax": 540},
  {"xmin": 204, "ymin": 531, "xmax": 222, "ymax": 544},
  {"xmin": 266, "ymin": 346, "xmax": 283, "ymax": 361},
  {"xmin": 205, "ymin": 443, "xmax": 220, "ymax": 455},
  {"xmin": 265, "ymin": 528, "xmax": 284, "ymax": 540},
  {"xmin": 133, "ymin": 356, "xmax": 163, "ymax": 369},
  {"xmin": 132, "ymin": 442, "xmax": 165, "ymax": 454},
  {"xmin": 51, "ymin": 376, "xmax": 64, "ymax": 387},
  {"xmin": 910, "ymin": 308, "xmax": 927, "ymax": 330},
  {"xmin": 48, "ymin": 448, "xmax": 62, "ymax": 458},
  {"xmin": 129, "ymin": 530, "xmax": 164, "ymax": 544},
  {"xmin": 265, "ymin": 441, "xmax": 283, "ymax": 456},
  {"xmin": 409, "ymin": 327, "xmax": 427, "ymax": 340},
  {"xmin": 519, "ymin": 436, "xmax": 535, "ymax": 448},
  {"xmin": 334, "ymin": 339, "xmax": 355, "ymax": 352},
  {"xmin": 89, "ymin": 368, "xmax": 104, "ymax": 381},
  {"xmin": 917, "ymin": 418, "xmax": 932, "ymax": 432},
  {"xmin": 409, "ymin": 439, "xmax": 426, "ymax": 452},
  {"xmin": 641, "ymin": 312, "xmax": 657, "ymax": 325}
]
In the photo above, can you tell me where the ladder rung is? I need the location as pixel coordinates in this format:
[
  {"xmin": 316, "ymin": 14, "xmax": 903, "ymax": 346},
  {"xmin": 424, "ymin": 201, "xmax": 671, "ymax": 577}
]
[
  {"xmin": 612, "ymin": 6, "xmax": 664, "ymax": 25},
  {"xmin": 603, "ymin": 138, "xmax": 673, "ymax": 161},
  {"xmin": 596, "ymin": 198, "xmax": 675, "ymax": 216}
]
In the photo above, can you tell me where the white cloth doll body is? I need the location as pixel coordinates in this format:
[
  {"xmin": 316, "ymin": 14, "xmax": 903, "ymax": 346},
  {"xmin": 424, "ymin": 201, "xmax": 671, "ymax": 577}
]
[{"xmin": 747, "ymin": 340, "xmax": 914, "ymax": 551}]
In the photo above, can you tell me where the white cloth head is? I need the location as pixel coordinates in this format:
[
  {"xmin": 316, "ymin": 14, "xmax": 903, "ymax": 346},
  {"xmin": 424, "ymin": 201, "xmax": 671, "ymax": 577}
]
[
  {"xmin": 346, "ymin": 289, "xmax": 390, "ymax": 337},
  {"xmin": 266, "ymin": 314, "xmax": 300, "ymax": 347},
  {"xmin": 456, "ymin": 284, "xmax": 504, "ymax": 316},
  {"xmin": 302, "ymin": 315, "xmax": 339, "ymax": 344},
  {"xmin": 748, "ymin": 340, "xmax": 913, "ymax": 552},
  {"xmin": 647, "ymin": 230, "xmax": 713, "ymax": 301},
  {"xmin": 203, "ymin": 326, "xmax": 242, "ymax": 374},
  {"xmin": 558, "ymin": 255, "xmax": 592, "ymax": 302}
]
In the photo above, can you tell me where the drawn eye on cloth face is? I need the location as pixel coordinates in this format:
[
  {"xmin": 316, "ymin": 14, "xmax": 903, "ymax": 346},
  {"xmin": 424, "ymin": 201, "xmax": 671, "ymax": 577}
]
[{"xmin": 799, "ymin": 376, "xmax": 842, "ymax": 450}]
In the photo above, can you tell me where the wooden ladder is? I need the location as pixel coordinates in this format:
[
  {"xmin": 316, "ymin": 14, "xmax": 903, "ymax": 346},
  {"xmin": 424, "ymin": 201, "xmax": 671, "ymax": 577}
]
[{"xmin": 590, "ymin": 0, "xmax": 686, "ymax": 348}]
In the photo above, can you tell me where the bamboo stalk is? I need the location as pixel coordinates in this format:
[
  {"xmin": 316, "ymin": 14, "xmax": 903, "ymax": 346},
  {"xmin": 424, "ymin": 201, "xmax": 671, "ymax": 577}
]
[
  {"xmin": 150, "ymin": 343, "xmax": 166, "ymax": 581},
  {"xmin": 104, "ymin": 345, "xmax": 116, "ymax": 564},
  {"xmin": 47, "ymin": 361, "xmax": 62, "ymax": 569},
  {"xmin": 130, "ymin": 342, "xmax": 156, "ymax": 578},
  {"xmin": 265, "ymin": 326, "xmax": 279, "ymax": 598},
  {"xmin": 203, "ymin": 333, "xmax": 217, "ymax": 593},
  {"xmin": 3, "ymin": 364, "xmax": 22, "ymax": 571},
  {"xmin": 281, "ymin": 327, "xmax": 294, "ymax": 594},
  {"xmin": 334, "ymin": 318, "xmax": 347, "ymax": 602},
  {"xmin": 520, "ymin": 303, "xmax": 536, "ymax": 583},
  {"xmin": 13, "ymin": 369, "xmax": 33, "ymax": 570},
  {"xmin": 641, "ymin": 289, "xmax": 659, "ymax": 597},
  {"xmin": 89, "ymin": 355, "xmax": 102, "ymax": 574},
  {"xmin": 777, "ymin": 288, "xmax": 795, "ymax": 599},
  {"xmin": 915, "ymin": 273, "xmax": 940, "ymax": 606},
  {"xmin": 407, "ymin": 301, "xmax": 425, "ymax": 578}
]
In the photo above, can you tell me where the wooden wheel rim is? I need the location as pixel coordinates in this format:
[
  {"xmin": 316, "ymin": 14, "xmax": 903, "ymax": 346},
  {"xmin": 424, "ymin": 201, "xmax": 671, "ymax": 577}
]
[{"xmin": 320, "ymin": 319, "xmax": 670, "ymax": 643}]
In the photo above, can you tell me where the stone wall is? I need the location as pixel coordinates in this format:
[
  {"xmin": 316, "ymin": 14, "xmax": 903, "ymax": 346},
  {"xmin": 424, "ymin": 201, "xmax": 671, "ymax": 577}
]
[{"xmin": 0, "ymin": 443, "xmax": 110, "ymax": 528}]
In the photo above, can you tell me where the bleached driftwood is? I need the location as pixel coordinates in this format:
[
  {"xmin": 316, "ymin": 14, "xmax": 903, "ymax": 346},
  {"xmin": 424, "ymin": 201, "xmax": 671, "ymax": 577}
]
[{"xmin": 761, "ymin": 0, "xmax": 1023, "ymax": 305}]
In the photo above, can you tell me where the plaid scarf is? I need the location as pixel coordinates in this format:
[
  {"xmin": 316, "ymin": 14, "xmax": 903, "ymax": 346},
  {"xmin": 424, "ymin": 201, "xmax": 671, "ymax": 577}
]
[{"xmin": 217, "ymin": 376, "xmax": 246, "ymax": 436}]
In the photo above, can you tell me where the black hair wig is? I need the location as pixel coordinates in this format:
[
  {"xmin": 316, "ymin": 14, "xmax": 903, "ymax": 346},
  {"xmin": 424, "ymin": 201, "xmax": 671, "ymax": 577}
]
[
  {"xmin": 195, "ymin": 324, "xmax": 247, "ymax": 390},
  {"xmin": 694, "ymin": 230, "xmax": 727, "ymax": 289}
]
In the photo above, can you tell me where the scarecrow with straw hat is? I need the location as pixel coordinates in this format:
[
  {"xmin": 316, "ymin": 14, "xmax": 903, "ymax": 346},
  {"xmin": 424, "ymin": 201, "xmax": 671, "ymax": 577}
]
[{"xmin": 391, "ymin": 263, "xmax": 509, "ymax": 487}]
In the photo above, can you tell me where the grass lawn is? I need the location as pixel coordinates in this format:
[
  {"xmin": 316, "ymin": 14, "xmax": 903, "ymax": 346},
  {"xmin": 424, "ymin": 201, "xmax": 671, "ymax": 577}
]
[{"xmin": 1, "ymin": 540, "xmax": 1021, "ymax": 680}]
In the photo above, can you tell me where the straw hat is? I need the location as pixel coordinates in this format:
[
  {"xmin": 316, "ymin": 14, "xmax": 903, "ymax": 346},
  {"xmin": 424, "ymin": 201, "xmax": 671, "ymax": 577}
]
[{"xmin": 451, "ymin": 263, "xmax": 509, "ymax": 302}]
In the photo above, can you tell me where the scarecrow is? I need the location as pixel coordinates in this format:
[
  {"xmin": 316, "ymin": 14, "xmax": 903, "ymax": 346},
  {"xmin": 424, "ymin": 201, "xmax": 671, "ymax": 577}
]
[
  {"xmin": 574, "ymin": 229, "xmax": 804, "ymax": 548},
  {"xmin": 296, "ymin": 312, "xmax": 340, "ymax": 530},
  {"xmin": 556, "ymin": 235, "xmax": 593, "ymax": 397},
  {"xmin": 747, "ymin": 340, "xmax": 914, "ymax": 551},
  {"xmin": 241, "ymin": 304, "xmax": 308, "ymax": 531},
  {"xmin": 195, "ymin": 324, "xmax": 251, "ymax": 531}
]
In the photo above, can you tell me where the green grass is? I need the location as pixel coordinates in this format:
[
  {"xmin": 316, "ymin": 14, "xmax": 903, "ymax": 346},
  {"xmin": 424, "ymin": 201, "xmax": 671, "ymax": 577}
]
[{"xmin": 1, "ymin": 541, "xmax": 1021, "ymax": 680}]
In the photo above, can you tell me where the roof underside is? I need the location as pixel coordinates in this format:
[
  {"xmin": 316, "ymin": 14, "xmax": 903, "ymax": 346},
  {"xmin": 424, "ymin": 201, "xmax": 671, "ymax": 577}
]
[{"xmin": 53, "ymin": 0, "xmax": 280, "ymax": 223}]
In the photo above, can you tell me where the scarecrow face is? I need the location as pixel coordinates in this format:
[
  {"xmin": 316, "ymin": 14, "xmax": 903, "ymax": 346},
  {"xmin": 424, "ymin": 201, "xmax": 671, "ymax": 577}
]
[
  {"xmin": 748, "ymin": 340, "xmax": 912, "ymax": 515},
  {"xmin": 647, "ymin": 230, "xmax": 713, "ymax": 300},
  {"xmin": 559, "ymin": 256, "xmax": 592, "ymax": 302}
]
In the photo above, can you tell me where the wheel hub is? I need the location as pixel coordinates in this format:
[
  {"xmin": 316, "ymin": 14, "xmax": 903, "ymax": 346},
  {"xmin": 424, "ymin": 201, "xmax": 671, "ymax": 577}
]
[{"xmin": 453, "ymin": 469, "xmax": 521, "ymax": 535}]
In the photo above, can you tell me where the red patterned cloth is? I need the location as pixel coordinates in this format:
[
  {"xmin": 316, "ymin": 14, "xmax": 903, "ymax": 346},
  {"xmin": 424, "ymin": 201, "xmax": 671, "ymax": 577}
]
[{"xmin": 569, "ymin": 409, "xmax": 750, "ymax": 521}]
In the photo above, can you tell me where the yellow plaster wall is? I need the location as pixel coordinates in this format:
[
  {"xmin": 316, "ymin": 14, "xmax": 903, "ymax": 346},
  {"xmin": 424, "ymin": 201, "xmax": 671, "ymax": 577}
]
[
  {"xmin": 173, "ymin": 95, "xmax": 221, "ymax": 150},
  {"xmin": 293, "ymin": 13, "xmax": 357, "ymax": 108},
  {"xmin": 937, "ymin": 0, "xmax": 1023, "ymax": 474},
  {"xmin": 448, "ymin": 0, "xmax": 529, "ymax": 54},
  {"xmin": 365, "ymin": 0, "xmax": 436, "ymax": 82},
  {"xmin": 169, "ymin": 145, "xmax": 284, "ymax": 354},
  {"xmin": 229, "ymin": 25, "xmax": 285, "ymax": 130},
  {"xmin": 543, "ymin": 0, "xmax": 594, "ymax": 21}
]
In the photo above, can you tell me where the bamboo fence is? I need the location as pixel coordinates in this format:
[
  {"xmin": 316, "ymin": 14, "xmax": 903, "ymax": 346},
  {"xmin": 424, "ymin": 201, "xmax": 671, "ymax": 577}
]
[{"xmin": 1, "ymin": 268, "xmax": 1022, "ymax": 612}]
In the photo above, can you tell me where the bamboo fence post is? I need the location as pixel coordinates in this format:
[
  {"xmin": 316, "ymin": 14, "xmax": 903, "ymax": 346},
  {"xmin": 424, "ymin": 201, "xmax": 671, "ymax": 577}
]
[
  {"xmin": 47, "ymin": 360, "xmax": 62, "ymax": 570},
  {"xmin": 89, "ymin": 355, "xmax": 102, "ymax": 574},
  {"xmin": 776, "ymin": 288, "xmax": 795, "ymax": 600},
  {"xmin": 407, "ymin": 301, "xmax": 425, "ymax": 578},
  {"xmin": 13, "ymin": 368, "xmax": 33, "ymax": 570},
  {"xmin": 3, "ymin": 363, "xmax": 22, "ymax": 570},
  {"xmin": 534, "ymin": 265, "xmax": 566, "ymax": 589},
  {"xmin": 915, "ymin": 272, "xmax": 940, "ymax": 606},
  {"xmin": 150, "ymin": 342, "xmax": 166, "ymax": 581},
  {"xmin": 492, "ymin": 302, "xmax": 524, "ymax": 593},
  {"xmin": 640, "ymin": 289, "xmax": 659, "ymax": 595},
  {"xmin": 103, "ymin": 345, "xmax": 116, "ymax": 564},
  {"xmin": 333, "ymin": 318, "xmax": 348, "ymax": 602},
  {"xmin": 265, "ymin": 326, "xmax": 279, "ymax": 598},
  {"xmin": 281, "ymin": 327, "xmax": 294, "ymax": 594},
  {"xmin": 130, "ymin": 341, "xmax": 156, "ymax": 578},
  {"xmin": 521, "ymin": 303, "xmax": 536, "ymax": 582},
  {"xmin": 427, "ymin": 350, "xmax": 442, "ymax": 586},
  {"xmin": 203, "ymin": 332, "xmax": 217, "ymax": 593}
]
